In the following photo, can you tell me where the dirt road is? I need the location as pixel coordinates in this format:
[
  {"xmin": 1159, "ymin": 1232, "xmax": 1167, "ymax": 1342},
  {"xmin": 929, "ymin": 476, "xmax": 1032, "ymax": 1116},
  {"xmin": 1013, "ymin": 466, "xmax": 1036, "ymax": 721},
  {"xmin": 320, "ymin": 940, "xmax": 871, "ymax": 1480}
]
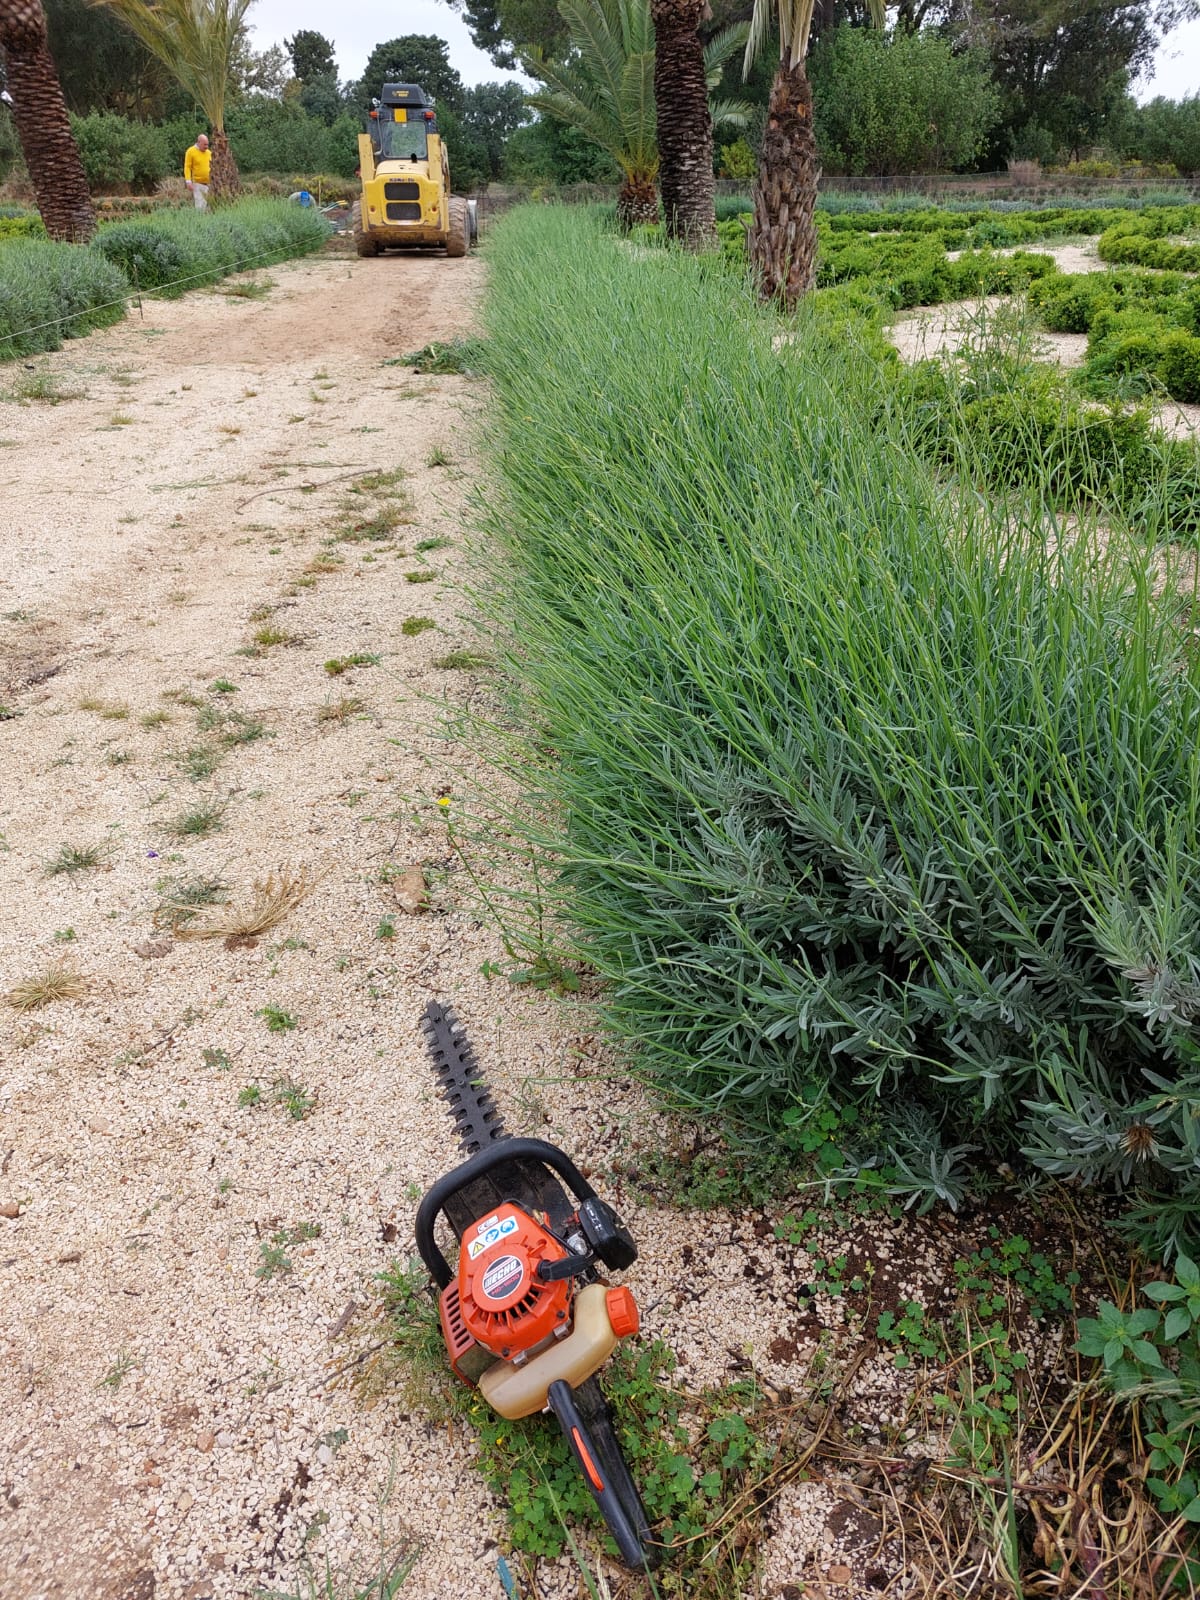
[{"xmin": 0, "ymin": 248, "xmax": 599, "ymax": 1600}]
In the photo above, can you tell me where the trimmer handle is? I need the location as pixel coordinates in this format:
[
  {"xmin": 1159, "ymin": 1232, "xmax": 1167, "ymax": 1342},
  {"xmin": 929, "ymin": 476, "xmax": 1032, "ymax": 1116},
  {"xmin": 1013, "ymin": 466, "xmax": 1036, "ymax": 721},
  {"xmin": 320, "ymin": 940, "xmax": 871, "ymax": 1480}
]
[{"xmin": 415, "ymin": 1137, "xmax": 600, "ymax": 1288}]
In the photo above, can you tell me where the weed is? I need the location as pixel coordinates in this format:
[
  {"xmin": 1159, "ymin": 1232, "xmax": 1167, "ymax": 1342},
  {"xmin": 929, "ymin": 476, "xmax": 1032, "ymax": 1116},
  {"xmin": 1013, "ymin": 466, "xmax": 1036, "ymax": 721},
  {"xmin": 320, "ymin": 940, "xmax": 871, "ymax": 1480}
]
[
  {"xmin": 414, "ymin": 537, "xmax": 450, "ymax": 554},
  {"xmin": 219, "ymin": 276, "xmax": 275, "ymax": 299},
  {"xmin": 404, "ymin": 571, "xmax": 436, "ymax": 585},
  {"xmin": 0, "ymin": 703, "xmax": 18, "ymax": 721},
  {"xmin": 177, "ymin": 744, "xmax": 223, "ymax": 782},
  {"xmin": 9, "ymin": 370, "xmax": 82, "ymax": 405},
  {"xmin": 161, "ymin": 687, "xmax": 204, "ymax": 708},
  {"xmin": 106, "ymin": 749, "xmax": 132, "ymax": 766},
  {"xmin": 257, "ymin": 1240, "xmax": 292, "ymax": 1279},
  {"xmin": 317, "ymin": 696, "xmax": 367, "ymax": 725},
  {"xmin": 5, "ymin": 963, "xmax": 89, "ymax": 1012},
  {"xmin": 109, "ymin": 413, "xmax": 133, "ymax": 427},
  {"xmin": 376, "ymin": 916, "xmax": 396, "ymax": 941},
  {"xmin": 273, "ymin": 1075, "xmax": 316, "ymax": 1119},
  {"xmin": 402, "ymin": 338, "xmax": 488, "ymax": 375},
  {"xmin": 202, "ymin": 1046, "xmax": 233, "ymax": 1070},
  {"xmin": 139, "ymin": 709, "xmax": 171, "ymax": 728},
  {"xmin": 253, "ymin": 624, "xmax": 299, "ymax": 648},
  {"xmin": 324, "ymin": 654, "xmax": 378, "ymax": 676},
  {"xmin": 44, "ymin": 842, "xmax": 105, "ymax": 876},
  {"xmin": 258, "ymin": 1004, "xmax": 298, "ymax": 1033},
  {"xmin": 167, "ymin": 799, "xmax": 227, "ymax": 839},
  {"xmin": 305, "ymin": 551, "xmax": 343, "ymax": 575},
  {"xmin": 174, "ymin": 866, "xmax": 317, "ymax": 941},
  {"xmin": 339, "ymin": 505, "xmax": 411, "ymax": 544},
  {"xmin": 209, "ymin": 679, "xmax": 237, "ymax": 695},
  {"xmin": 238, "ymin": 1082, "xmax": 262, "ymax": 1107},
  {"xmin": 79, "ymin": 697, "xmax": 129, "ymax": 719},
  {"xmin": 197, "ymin": 705, "xmax": 270, "ymax": 746},
  {"xmin": 431, "ymin": 651, "xmax": 492, "ymax": 671},
  {"xmin": 355, "ymin": 468, "xmax": 407, "ymax": 495},
  {"xmin": 153, "ymin": 874, "xmax": 229, "ymax": 931},
  {"xmin": 257, "ymin": 1220, "xmax": 322, "ymax": 1281},
  {"xmin": 52, "ymin": 927, "xmax": 76, "ymax": 942},
  {"xmin": 97, "ymin": 1351, "xmax": 136, "ymax": 1390},
  {"xmin": 425, "ymin": 447, "xmax": 451, "ymax": 468},
  {"xmin": 400, "ymin": 617, "xmax": 435, "ymax": 637}
]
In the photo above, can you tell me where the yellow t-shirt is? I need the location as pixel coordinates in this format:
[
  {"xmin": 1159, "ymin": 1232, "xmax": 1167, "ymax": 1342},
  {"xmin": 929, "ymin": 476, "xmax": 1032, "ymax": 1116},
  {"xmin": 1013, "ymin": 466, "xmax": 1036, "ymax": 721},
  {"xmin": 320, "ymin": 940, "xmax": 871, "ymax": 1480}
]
[{"xmin": 184, "ymin": 144, "xmax": 212, "ymax": 184}]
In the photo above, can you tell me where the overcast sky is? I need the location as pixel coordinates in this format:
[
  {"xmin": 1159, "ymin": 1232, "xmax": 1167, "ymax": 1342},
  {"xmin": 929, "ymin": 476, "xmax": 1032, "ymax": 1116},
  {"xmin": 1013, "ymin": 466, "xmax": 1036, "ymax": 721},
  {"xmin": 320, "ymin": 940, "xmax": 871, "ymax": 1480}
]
[{"xmin": 246, "ymin": 0, "xmax": 1198, "ymax": 99}]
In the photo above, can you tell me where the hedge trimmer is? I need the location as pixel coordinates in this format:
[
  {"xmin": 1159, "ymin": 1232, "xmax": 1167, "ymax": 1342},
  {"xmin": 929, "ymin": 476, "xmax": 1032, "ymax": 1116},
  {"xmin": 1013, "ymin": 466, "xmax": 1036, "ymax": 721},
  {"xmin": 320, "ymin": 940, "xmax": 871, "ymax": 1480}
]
[{"xmin": 415, "ymin": 1000, "xmax": 654, "ymax": 1569}]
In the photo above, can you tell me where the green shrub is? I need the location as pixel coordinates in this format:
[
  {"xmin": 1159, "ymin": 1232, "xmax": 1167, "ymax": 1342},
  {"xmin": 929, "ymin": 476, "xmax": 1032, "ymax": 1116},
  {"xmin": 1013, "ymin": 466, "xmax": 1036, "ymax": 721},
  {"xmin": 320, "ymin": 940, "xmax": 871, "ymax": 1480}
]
[
  {"xmin": 94, "ymin": 199, "xmax": 329, "ymax": 298},
  {"xmin": 0, "ymin": 239, "xmax": 127, "ymax": 359},
  {"xmin": 478, "ymin": 206, "xmax": 1200, "ymax": 1258},
  {"xmin": 0, "ymin": 215, "xmax": 46, "ymax": 242},
  {"xmin": 70, "ymin": 111, "xmax": 169, "ymax": 193}
]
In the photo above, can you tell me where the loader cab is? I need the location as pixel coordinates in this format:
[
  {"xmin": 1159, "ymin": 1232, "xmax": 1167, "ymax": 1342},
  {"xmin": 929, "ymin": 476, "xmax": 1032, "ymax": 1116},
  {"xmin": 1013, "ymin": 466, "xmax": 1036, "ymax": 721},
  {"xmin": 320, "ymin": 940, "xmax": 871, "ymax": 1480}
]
[{"xmin": 370, "ymin": 83, "xmax": 439, "ymax": 163}]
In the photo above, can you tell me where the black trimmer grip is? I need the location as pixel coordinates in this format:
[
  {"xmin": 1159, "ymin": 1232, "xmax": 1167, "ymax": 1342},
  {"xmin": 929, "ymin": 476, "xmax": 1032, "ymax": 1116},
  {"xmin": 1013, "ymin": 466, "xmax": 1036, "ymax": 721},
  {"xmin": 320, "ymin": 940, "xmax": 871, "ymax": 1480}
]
[
  {"xmin": 546, "ymin": 1380, "xmax": 652, "ymax": 1571},
  {"xmin": 415, "ymin": 1137, "xmax": 600, "ymax": 1288}
]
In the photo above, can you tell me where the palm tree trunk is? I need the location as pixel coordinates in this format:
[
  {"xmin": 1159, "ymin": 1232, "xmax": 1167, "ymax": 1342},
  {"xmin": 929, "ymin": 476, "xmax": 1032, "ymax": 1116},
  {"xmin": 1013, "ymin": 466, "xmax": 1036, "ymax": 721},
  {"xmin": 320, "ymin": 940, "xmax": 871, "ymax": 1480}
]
[
  {"xmin": 617, "ymin": 172, "xmax": 659, "ymax": 230},
  {"xmin": 0, "ymin": 0, "xmax": 95, "ymax": 241},
  {"xmin": 748, "ymin": 56, "xmax": 820, "ymax": 310},
  {"xmin": 651, "ymin": 0, "xmax": 715, "ymax": 248},
  {"xmin": 208, "ymin": 126, "xmax": 240, "ymax": 200}
]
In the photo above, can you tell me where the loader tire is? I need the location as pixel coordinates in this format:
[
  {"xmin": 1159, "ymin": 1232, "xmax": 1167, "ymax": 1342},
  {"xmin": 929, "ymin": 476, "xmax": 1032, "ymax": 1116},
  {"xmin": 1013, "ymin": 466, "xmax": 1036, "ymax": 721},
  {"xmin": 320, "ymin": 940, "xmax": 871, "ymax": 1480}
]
[
  {"xmin": 353, "ymin": 208, "xmax": 379, "ymax": 258},
  {"xmin": 446, "ymin": 197, "xmax": 469, "ymax": 258}
]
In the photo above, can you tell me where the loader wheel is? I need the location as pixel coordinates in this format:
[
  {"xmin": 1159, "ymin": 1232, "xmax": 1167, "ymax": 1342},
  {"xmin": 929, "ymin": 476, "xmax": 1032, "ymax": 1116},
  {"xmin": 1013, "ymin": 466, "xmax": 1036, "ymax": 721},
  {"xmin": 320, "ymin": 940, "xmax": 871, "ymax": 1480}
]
[
  {"xmin": 446, "ymin": 197, "xmax": 469, "ymax": 258},
  {"xmin": 353, "ymin": 209, "xmax": 379, "ymax": 258}
]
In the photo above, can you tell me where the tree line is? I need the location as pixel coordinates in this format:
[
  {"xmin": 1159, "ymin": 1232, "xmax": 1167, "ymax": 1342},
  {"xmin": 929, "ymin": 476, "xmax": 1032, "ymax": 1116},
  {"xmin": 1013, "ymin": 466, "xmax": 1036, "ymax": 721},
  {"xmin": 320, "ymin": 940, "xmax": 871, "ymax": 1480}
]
[{"xmin": 0, "ymin": 0, "xmax": 1196, "ymax": 306}]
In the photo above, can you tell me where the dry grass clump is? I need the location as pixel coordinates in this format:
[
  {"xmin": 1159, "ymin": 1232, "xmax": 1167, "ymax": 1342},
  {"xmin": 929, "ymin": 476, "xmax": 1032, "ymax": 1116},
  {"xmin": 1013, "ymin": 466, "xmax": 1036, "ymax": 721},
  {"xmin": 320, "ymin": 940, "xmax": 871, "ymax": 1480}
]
[
  {"xmin": 174, "ymin": 866, "xmax": 319, "ymax": 941},
  {"xmin": 6, "ymin": 963, "xmax": 89, "ymax": 1012},
  {"xmin": 317, "ymin": 696, "xmax": 367, "ymax": 725}
]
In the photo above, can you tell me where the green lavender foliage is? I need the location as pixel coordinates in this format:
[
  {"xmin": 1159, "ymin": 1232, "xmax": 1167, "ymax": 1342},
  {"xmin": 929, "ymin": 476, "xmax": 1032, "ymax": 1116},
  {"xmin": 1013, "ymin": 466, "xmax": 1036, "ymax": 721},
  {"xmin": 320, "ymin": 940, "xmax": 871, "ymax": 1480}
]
[{"xmin": 478, "ymin": 206, "xmax": 1200, "ymax": 1257}]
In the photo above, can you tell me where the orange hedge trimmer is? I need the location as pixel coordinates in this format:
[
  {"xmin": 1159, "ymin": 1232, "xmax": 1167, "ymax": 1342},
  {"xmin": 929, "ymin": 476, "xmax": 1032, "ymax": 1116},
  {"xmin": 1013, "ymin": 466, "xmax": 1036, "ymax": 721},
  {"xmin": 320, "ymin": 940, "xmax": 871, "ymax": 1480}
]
[{"xmin": 415, "ymin": 1001, "xmax": 654, "ymax": 1569}]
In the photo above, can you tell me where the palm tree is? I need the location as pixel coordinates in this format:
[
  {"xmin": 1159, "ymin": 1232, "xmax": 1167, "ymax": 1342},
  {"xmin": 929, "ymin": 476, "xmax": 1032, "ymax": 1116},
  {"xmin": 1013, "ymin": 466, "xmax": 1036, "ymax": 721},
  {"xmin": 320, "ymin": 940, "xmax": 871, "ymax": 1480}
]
[
  {"xmin": 743, "ymin": 0, "xmax": 881, "ymax": 307},
  {"xmin": 0, "ymin": 0, "xmax": 95, "ymax": 240},
  {"xmin": 653, "ymin": 15, "xmax": 750, "ymax": 246},
  {"xmin": 87, "ymin": 0, "xmax": 253, "ymax": 199},
  {"xmin": 525, "ymin": 0, "xmax": 658, "ymax": 228},
  {"xmin": 652, "ymin": 0, "xmax": 713, "ymax": 246}
]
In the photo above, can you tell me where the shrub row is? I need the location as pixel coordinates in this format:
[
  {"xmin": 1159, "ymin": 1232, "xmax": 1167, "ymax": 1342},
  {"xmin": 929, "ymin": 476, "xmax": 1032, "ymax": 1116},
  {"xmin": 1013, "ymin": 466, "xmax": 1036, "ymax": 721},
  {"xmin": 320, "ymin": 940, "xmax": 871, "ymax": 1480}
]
[
  {"xmin": 0, "ymin": 215, "xmax": 44, "ymax": 241},
  {"xmin": 480, "ymin": 206, "xmax": 1200, "ymax": 1258},
  {"xmin": 0, "ymin": 199, "xmax": 328, "ymax": 361}
]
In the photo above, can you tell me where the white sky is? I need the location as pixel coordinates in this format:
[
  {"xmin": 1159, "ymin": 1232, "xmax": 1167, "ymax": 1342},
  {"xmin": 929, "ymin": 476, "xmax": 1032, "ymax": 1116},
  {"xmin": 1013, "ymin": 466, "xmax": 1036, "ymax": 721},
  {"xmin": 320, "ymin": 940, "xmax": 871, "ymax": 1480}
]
[
  {"xmin": 246, "ymin": 0, "xmax": 528, "ymax": 87},
  {"xmin": 246, "ymin": 0, "xmax": 1198, "ymax": 99}
]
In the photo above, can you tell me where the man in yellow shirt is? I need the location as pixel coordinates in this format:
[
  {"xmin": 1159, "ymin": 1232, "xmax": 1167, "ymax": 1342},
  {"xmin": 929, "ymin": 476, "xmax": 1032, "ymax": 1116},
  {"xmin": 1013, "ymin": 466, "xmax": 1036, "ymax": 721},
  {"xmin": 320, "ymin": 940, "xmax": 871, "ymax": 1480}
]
[{"xmin": 184, "ymin": 134, "xmax": 212, "ymax": 210}]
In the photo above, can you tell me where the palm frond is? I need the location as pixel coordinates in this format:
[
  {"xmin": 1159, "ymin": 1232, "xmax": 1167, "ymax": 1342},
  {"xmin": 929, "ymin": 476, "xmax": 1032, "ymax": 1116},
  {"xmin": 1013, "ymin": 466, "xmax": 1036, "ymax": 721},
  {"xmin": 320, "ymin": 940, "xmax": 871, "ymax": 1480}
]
[
  {"xmin": 704, "ymin": 22, "xmax": 750, "ymax": 88},
  {"xmin": 743, "ymin": 0, "xmax": 775, "ymax": 78},
  {"xmin": 522, "ymin": 0, "xmax": 658, "ymax": 181},
  {"xmin": 709, "ymin": 96, "xmax": 754, "ymax": 131}
]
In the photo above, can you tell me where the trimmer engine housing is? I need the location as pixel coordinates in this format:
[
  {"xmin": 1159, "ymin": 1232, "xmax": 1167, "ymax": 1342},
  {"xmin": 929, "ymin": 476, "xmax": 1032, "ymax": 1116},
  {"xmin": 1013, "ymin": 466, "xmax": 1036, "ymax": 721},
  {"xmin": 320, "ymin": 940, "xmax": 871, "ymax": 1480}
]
[{"xmin": 445, "ymin": 1202, "xmax": 573, "ymax": 1366}]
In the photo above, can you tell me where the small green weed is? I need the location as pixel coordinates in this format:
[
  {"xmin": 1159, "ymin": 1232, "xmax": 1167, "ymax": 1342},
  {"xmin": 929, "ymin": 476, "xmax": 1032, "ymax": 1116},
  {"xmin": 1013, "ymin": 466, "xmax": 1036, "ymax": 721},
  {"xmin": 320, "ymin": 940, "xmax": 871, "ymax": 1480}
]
[
  {"xmin": 425, "ymin": 447, "xmax": 451, "ymax": 468},
  {"xmin": 139, "ymin": 709, "xmax": 171, "ymax": 728},
  {"xmin": 317, "ymin": 695, "xmax": 367, "ymax": 724},
  {"xmin": 324, "ymin": 654, "xmax": 378, "ymax": 676},
  {"xmin": 45, "ymin": 842, "xmax": 105, "ymax": 876},
  {"xmin": 177, "ymin": 744, "xmax": 223, "ymax": 781},
  {"xmin": 273, "ymin": 1075, "xmax": 316, "ymax": 1119},
  {"xmin": 202, "ymin": 1046, "xmax": 233, "ymax": 1070},
  {"xmin": 97, "ymin": 1351, "xmax": 136, "ymax": 1390},
  {"xmin": 52, "ymin": 927, "xmax": 76, "ymax": 942},
  {"xmin": 431, "ymin": 651, "xmax": 492, "ymax": 671},
  {"xmin": 415, "ymin": 537, "xmax": 450, "ymax": 553},
  {"xmin": 253, "ymin": 623, "xmax": 298, "ymax": 648},
  {"xmin": 404, "ymin": 571, "xmax": 436, "ymax": 584},
  {"xmin": 400, "ymin": 617, "xmax": 435, "ymax": 636},
  {"xmin": 238, "ymin": 1083, "xmax": 262, "ymax": 1107},
  {"xmin": 209, "ymin": 679, "xmax": 238, "ymax": 694},
  {"xmin": 153, "ymin": 873, "xmax": 228, "ymax": 929},
  {"xmin": 257, "ymin": 1220, "xmax": 322, "ymax": 1281},
  {"xmin": 167, "ymin": 799, "xmax": 227, "ymax": 839},
  {"xmin": 401, "ymin": 338, "xmax": 488, "ymax": 375},
  {"xmin": 259, "ymin": 1004, "xmax": 298, "ymax": 1033},
  {"xmin": 876, "ymin": 1300, "xmax": 939, "ymax": 1369},
  {"xmin": 1077, "ymin": 1253, "xmax": 1200, "ymax": 1521},
  {"xmin": 376, "ymin": 916, "xmax": 396, "ymax": 940}
]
